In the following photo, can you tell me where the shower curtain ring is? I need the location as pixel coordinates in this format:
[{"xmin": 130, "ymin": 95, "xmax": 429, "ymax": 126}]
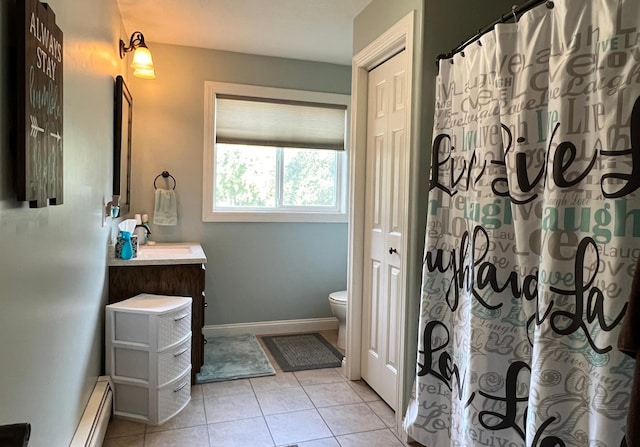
[{"xmin": 512, "ymin": 5, "xmax": 518, "ymax": 23}]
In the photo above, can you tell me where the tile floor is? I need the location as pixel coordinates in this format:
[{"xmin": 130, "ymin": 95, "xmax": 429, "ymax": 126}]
[{"xmin": 103, "ymin": 331, "xmax": 419, "ymax": 447}]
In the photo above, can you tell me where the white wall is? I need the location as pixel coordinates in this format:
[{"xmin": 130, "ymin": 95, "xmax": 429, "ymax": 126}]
[{"xmin": 0, "ymin": 1, "xmax": 125, "ymax": 445}]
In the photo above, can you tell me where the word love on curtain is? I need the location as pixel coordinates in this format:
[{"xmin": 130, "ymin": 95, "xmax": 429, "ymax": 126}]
[{"xmin": 405, "ymin": 0, "xmax": 640, "ymax": 446}]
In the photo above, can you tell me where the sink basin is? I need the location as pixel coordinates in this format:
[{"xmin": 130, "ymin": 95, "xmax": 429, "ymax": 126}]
[{"xmin": 140, "ymin": 245, "xmax": 192, "ymax": 255}]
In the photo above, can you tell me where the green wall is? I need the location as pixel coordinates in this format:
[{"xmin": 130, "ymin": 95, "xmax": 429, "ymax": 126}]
[
  {"xmin": 353, "ymin": 0, "xmax": 423, "ymax": 54},
  {"xmin": 0, "ymin": 0, "xmax": 125, "ymax": 445},
  {"xmin": 128, "ymin": 44, "xmax": 352, "ymax": 325}
]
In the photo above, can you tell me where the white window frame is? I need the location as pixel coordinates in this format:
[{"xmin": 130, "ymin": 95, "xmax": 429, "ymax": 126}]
[{"xmin": 203, "ymin": 82, "xmax": 350, "ymax": 223}]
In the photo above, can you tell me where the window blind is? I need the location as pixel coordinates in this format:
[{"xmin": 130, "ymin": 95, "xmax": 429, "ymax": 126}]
[{"xmin": 215, "ymin": 94, "xmax": 347, "ymax": 150}]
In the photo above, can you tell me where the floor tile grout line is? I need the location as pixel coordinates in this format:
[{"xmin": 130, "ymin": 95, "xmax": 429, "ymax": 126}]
[
  {"xmin": 201, "ymin": 389, "xmax": 214, "ymax": 447},
  {"xmin": 249, "ymin": 376, "xmax": 278, "ymax": 447},
  {"xmin": 315, "ymin": 401, "xmax": 338, "ymax": 439},
  {"xmin": 300, "ymin": 375, "xmax": 387, "ymax": 441}
]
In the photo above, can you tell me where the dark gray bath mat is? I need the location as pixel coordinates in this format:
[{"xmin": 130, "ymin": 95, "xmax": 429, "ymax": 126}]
[{"xmin": 261, "ymin": 333, "xmax": 344, "ymax": 372}]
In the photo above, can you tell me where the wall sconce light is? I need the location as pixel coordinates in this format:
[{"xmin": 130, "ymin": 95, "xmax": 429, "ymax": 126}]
[{"xmin": 119, "ymin": 31, "xmax": 156, "ymax": 79}]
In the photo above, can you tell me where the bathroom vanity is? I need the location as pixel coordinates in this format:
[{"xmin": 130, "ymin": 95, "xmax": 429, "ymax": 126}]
[{"xmin": 108, "ymin": 242, "xmax": 207, "ymax": 383}]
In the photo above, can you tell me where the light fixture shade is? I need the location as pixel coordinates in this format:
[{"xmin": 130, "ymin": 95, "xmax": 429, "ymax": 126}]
[{"xmin": 131, "ymin": 46, "xmax": 156, "ymax": 79}]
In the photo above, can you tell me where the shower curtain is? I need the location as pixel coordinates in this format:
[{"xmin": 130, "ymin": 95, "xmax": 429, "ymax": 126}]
[{"xmin": 404, "ymin": 0, "xmax": 640, "ymax": 446}]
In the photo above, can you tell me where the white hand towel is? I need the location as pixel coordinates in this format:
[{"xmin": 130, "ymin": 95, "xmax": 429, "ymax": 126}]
[{"xmin": 153, "ymin": 188, "xmax": 177, "ymax": 226}]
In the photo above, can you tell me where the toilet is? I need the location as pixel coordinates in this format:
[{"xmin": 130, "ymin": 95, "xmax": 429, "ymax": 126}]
[{"xmin": 328, "ymin": 290, "xmax": 348, "ymax": 350}]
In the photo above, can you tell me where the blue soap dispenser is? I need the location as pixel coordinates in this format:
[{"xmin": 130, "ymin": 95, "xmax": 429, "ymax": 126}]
[{"xmin": 119, "ymin": 231, "xmax": 133, "ymax": 260}]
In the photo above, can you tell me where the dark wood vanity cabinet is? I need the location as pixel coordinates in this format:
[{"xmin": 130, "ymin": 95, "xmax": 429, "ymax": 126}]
[{"xmin": 108, "ymin": 263, "xmax": 206, "ymax": 383}]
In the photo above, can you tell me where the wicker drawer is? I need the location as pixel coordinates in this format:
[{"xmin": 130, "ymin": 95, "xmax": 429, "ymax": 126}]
[
  {"xmin": 157, "ymin": 309, "xmax": 191, "ymax": 350},
  {"xmin": 158, "ymin": 368, "xmax": 191, "ymax": 424},
  {"xmin": 158, "ymin": 337, "xmax": 191, "ymax": 386},
  {"xmin": 113, "ymin": 335, "xmax": 190, "ymax": 385},
  {"xmin": 110, "ymin": 295, "xmax": 191, "ymax": 349},
  {"xmin": 111, "ymin": 369, "xmax": 191, "ymax": 425}
]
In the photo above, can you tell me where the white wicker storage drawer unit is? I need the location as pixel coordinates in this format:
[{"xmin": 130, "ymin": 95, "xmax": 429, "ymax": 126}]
[{"xmin": 106, "ymin": 293, "xmax": 192, "ymax": 425}]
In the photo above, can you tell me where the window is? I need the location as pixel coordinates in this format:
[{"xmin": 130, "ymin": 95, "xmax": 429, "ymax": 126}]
[{"xmin": 203, "ymin": 82, "xmax": 350, "ymax": 222}]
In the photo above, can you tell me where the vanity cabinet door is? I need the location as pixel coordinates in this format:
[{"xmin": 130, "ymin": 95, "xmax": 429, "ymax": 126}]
[{"xmin": 109, "ymin": 263, "xmax": 206, "ymax": 383}]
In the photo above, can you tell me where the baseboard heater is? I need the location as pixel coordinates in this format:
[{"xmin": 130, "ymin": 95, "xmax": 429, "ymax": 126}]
[{"xmin": 70, "ymin": 376, "xmax": 113, "ymax": 447}]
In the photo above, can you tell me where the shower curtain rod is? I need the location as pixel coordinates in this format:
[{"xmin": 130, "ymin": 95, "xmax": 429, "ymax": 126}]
[{"xmin": 436, "ymin": 0, "xmax": 554, "ymax": 66}]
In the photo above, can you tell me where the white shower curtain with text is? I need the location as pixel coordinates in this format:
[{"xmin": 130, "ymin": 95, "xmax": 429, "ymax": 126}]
[{"xmin": 405, "ymin": 0, "xmax": 640, "ymax": 446}]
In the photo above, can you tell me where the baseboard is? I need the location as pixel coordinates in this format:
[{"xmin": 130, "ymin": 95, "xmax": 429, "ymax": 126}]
[
  {"xmin": 70, "ymin": 376, "xmax": 112, "ymax": 447},
  {"xmin": 202, "ymin": 317, "xmax": 339, "ymax": 338}
]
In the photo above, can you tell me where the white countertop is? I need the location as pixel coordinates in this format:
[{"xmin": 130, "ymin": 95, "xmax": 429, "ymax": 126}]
[{"xmin": 109, "ymin": 242, "xmax": 207, "ymax": 266}]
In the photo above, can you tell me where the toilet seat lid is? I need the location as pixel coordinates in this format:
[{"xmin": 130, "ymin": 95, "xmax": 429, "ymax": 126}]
[{"xmin": 329, "ymin": 290, "xmax": 347, "ymax": 302}]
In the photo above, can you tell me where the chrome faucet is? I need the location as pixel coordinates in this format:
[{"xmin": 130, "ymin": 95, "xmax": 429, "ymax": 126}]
[{"xmin": 134, "ymin": 223, "xmax": 151, "ymax": 244}]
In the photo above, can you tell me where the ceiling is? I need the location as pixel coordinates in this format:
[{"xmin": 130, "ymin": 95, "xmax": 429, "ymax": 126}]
[{"xmin": 117, "ymin": 0, "xmax": 373, "ymax": 66}]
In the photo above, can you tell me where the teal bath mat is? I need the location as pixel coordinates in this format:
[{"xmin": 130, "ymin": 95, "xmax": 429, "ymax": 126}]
[{"xmin": 196, "ymin": 334, "xmax": 276, "ymax": 384}]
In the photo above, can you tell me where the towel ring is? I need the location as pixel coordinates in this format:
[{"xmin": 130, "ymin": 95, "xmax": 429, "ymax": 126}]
[{"xmin": 154, "ymin": 171, "xmax": 176, "ymax": 190}]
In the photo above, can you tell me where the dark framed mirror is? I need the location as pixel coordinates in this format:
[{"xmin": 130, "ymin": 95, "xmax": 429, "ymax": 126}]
[{"xmin": 113, "ymin": 75, "xmax": 133, "ymax": 216}]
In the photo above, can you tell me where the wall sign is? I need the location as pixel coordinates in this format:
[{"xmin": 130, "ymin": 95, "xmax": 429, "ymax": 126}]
[{"xmin": 17, "ymin": 0, "xmax": 63, "ymax": 207}]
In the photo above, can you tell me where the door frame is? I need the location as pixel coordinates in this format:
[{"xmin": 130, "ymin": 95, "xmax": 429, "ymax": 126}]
[{"xmin": 346, "ymin": 10, "xmax": 415, "ymax": 432}]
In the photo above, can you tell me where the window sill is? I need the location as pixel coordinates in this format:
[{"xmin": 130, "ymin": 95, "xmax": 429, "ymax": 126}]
[{"xmin": 202, "ymin": 211, "xmax": 348, "ymax": 223}]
